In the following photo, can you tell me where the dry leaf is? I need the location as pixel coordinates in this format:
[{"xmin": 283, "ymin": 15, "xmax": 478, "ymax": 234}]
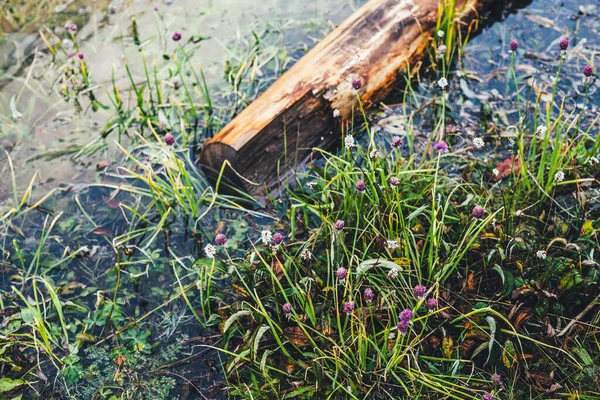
[
  {"xmin": 493, "ymin": 156, "xmax": 521, "ymax": 182},
  {"xmin": 284, "ymin": 326, "xmax": 310, "ymax": 346}
]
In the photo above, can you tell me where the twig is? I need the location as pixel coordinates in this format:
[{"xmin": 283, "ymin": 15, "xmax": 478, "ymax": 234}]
[{"xmin": 557, "ymin": 293, "xmax": 600, "ymax": 337}]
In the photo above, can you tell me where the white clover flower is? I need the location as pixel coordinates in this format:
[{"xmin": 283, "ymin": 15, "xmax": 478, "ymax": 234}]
[
  {"xmin": 12, "ymin": 111, "xmax": 22, "ymax": 120},
  {"xmin": 536, "ymin": 250, "xmax": 547, "ymax": 260},
  {"xmin": 386, "ymin": 240, "xmax": 399, "ymax": 249},
  {"xmin": 536, "ymin": 125, "xmax": 547, "ymax": 138},
  {"xmin": 307, "ymin": 181, "xmax": 317, "ymax": 189},
  {"xmin": 344, "ymin": 134, "xmax": 355, "ymax": 150},
  {"xmin": 438, "ymin": 77, "xmax": 448, "ymax": 89},
  {"xmin": 204, "ymin": 244, "xmax": 217, "ymax": 259},
  {"xmin": 473, "ymin": 137, "xmax": 485, "ymax": 149},
  {"xmin": 300, "ymin": 248, "xmax": 312, "ymax": 261},
  {"xmin": 515, "ymin": 209, "xmax": 523, "ymax": 217},
  {"xmin": 369, "ymin": 149, "xmax": 380, "ymax": 159},
  {"xmin": 437, "ymin": 30, "xmax": 445, "ymax": 38},
  {"xmin": 260, "ymin": 230, "xmax": 272, "ymax": 245},
  {"xmin": 493, "ymin": 168, "xmax": 500, "ymax": 177},
  {"xmin": 589, "ymin": 156, "xmax": 599, "ymax": 166},
  {"xmin": 554, "ymin": 171, "xmax": 564, "ymax": 183},
  {"xmin": 387, "ymin": 268, "xmax": 399, "ymax": 279},
  {"xmin": 333, "ymin": 109, "xmax": 340, "ymax": 118}
]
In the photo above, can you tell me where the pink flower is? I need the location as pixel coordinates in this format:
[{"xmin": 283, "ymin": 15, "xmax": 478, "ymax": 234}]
[
  {"xmin": 472, "ymin": 205, "xmax": 485, "ymax": 219},
  {"xmin": 509, "ymin": 39, "xmax": 518, "ymax": 52},
  {"xmin": 413, "ymin": 285, "xmax": 427, "ymax": 299},
  {"xmin": 426, "ymin": 298, "xmax": 438, "ymax": 311},
  {"xmin": 391, "ymin": 136, "xmax": 402, "ymax": 148},
  {"xmin": 399, "ymin": 308, "xmax": 413, "ymax": 322},
  {"xmin": 336, "ymin": 267, "xmax": 348, "ymax": 281},
  {"xmin": 584, "ymin": 65, "xmax": 594, "ymax": 77},
  {"xmin": 343, "ymin": 301, "xmax": 355, "ymax": 314},
  {"xmin": 272, "ymin": 232, "xmax": 284, "ymax": 245},
  {"xmin": 282, "ymin": 303, "xmax": 292, "ymax": 314},
  {"xmin": 356, "ymin": 179, "xmax": 366, "ymax": 192},
  {"xmin": 363, "ymin": 288, "xmax": 375, "ymax": 303},
  {"xmin": 334, "ymin": 220, "xmax": 345, "ymax": 231},
  {"xmin": 397, "ymin": 320, "xmax": 410, "ymax": 335},
  {"xmin": 352, "ymin": 76, "xmax": 362, "ymax": 91},
  {"xmin": 389, "ymin": 177, "xmax": 400, "ymax": 187},
  {"xmin": 164, "ymin": 134, "xmax": 175, "ymax": 146},
  {"xmin": 215, "ymin": 233, "xmax": 227, "ymax": 245},
  {"xmin": 559, "ymin": 37, "xmax": 569, "ymax": 51},
  {"xmin": 172, "ymin": 32, "xmax": 182, "ymax": 41},
  {"xmin": 433, "ymin": 141, "xmax": 449, "ymax": 153}
]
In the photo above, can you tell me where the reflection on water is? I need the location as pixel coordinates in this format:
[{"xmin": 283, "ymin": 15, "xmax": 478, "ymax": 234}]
[{"xmin": 0, "ymin": 0, "xmax": 353, "ymax": 200}]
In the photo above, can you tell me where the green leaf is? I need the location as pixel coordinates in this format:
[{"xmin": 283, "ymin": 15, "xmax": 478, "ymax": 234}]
[
  {"xmin": 0, "ymin": 378, "xmax": 25, "ymax": 393},
  {"xmin": 222, "ymin": 310, "xmax": 252, "ymax": 334},
  {"xmin": 572, "ymin": 346, "xmax": 593, "ymax": 366},
  {"xmin": 502, "ymin": 340, "xmax": 516, "ymax": 368},
  {"xmin": 357, "ymin": 259, "xmax": 404, "ymax": 276},
  {"xmin": 485, "ymin": 316, "xmax": 496, "ymax": 366}
]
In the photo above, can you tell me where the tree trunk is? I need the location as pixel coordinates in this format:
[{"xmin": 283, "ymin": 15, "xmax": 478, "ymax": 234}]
[{"xmin": 198, "ymin": 0, "xmax": 506, "ymax": 196}]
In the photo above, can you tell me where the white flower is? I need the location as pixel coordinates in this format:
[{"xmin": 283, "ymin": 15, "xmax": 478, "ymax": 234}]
[
  {"xmin": 437, "ymin": 30, "xmax": 445, "ymax": 38},
  {"xmin": 369, "ymin": 149, "xmax": 380, "ymax": 159},
  {"xmin": 473, "ymin": 137, "xmax": 485, "ymax": 149},
  {"xmin": 515, "ymin": 209, "xmax": 523, "ymax": 217},
  {"xmin": 438, "ymin": 77, "xmax": 448, "ymax": 89},
  {"xmin": 12, "ymin": 111, "xmax": 22, "ymax": 120},
  {"xmin": 386, "ymin": 240, "xmax": 399, "ymax": 249},
  {"xmin": 589, "ymin": 156, "xmax": 599, "ymax": 166},
  {"xmin": 536, "ymin": 250, "xmax": 547, "ymax": 260},
  {"xmin": 536, "ymin": 125, "xmax": 547, "ymax": 138},
  {"xmin": 204, "ymin": 244, "xmax": 217, "ymax": 259},
  {"xmin": 333, "ymin": 109, "xmax": 340, "ymax": 118},
  {"xmin": 344, "ymin": 134, "xmax": 355, "ymax": 150},
  {"xmin": 260, "ymin": 230, "xmax": 272, "ymax": 245},
  {"xmin": 387, "ymin": 268, "xmax": 399, "ymax": 278},
  {"xmin": 300, "ymin": 248, "xmax": 312, "ymax": 261},
  {"xmin": 554, "ymin": 171, "xmax": 564, "ymax": 183},
  {"xmin": 493, "ymin": 168, "xmax": 499, "ymax": 176},
  {"xmin": 307, "ymin": 181, "xmax": 317, "ymax": 189}
]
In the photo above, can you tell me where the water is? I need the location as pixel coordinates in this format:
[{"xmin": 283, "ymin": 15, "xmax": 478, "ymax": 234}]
[{"xmin": 1, "ymin": 0, "xmax": 599, "ymax": 398}]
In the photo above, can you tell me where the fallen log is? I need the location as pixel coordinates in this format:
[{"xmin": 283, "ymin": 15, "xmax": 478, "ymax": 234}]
[{"xmin": 199, "ymin": 0, "xmax": 516, "ymax": 196}]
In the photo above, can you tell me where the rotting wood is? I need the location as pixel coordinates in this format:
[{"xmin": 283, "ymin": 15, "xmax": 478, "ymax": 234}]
[{"xmin": 198, "ymin": 0, "xmax": 523, "ymax": 196}]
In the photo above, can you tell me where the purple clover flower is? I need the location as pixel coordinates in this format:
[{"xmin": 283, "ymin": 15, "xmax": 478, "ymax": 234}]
[
  {"xmin": 352, "ymin": 76, "xmax": 362, "ymax": 91},
  {"xmin": 336, "ymin": 267, "xmax": 348, "ymax": 281},
  {"xmin": 584, "ymin": 65, "xmax": 594, "ymax": 77},
  {"xmin": 364, "ymin": 288, "xmax": 375, "ymax": 303},
  {"xmin": 399, "ymin": 308, "xmax": 413, "ymax": 322},
  {"xmin": 413, "ymin": 285, "xmax": 427, "ymax": 299},
  {"xmin": 77, "ymin": 52, "xmax": 84, "ymax": 59},
  {"xmin": 215, "ymin": 233, "xmax": 227, "ymax": 246},
  {"xmin": 356, "ymin": 179, "xmax": 366, "ymax": 192},
  {"xmin": 334, "ymin": 220, "xmax": 345, "ymax": 231},
  {"xmin": 491, "ymin": 373, "xmax": 502, "ymax": 386},
  {"xmin": 559, "ymin": 37, "xmax": 569, "ymax": 51},
  {"xmin": 343, "ymin": 301, "xmax": 355, "ymax": 314},
  {"xmin": 391, "ymin": 136, "xmax": 402, "ymax": 148},
  {"xmin": 426, "ymin": 297, "xmax": 438, "ymax": 311},
  {"xmin": 172, "ymin": 32, "xmax": 182, "ymax": 41},
  {"xmin": 282, "ymin": 303, "xmax": 292, "ymax": 314},
  {"xmin": 509, "ymin": 39, "xmax": 519, "ymax": 52},
  {"xmin": 164, "ymin": 134, "xmax": 175, "ymax": 146},
  {"xmin": 472, "ymin": 205, "xmax": 485, "ymax": 219},
  {"xmin": 482, "ymin": 393, "xmax": 494, "ymax": 400},
  {"xmin": 397, "ymin": 320, "xmax": 410, "ymax": 335},
  {"xmin": 272, "ymin": 232, "xmax": 284, "ymax": 245},
  {"xmin": 433, "ymin": 141, "xmax": 449, "ymax": 153},
  {"xmin": 389, "ymin": 177, "xmax": 400, "ymax": 187}
]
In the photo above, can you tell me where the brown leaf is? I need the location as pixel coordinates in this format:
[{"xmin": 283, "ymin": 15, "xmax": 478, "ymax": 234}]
[
  {"xmin": 284, "ymin": 326, "xmax": 310, "ymax": 346},
  {"xmin": 96, "ymin": 161, "xmax": 110, "ymax": 170},
  {"xmin": 92, "ymin": 227, "xmax": 113, "ymax": 238},
  {"xmin": 513, "ymin": 310, "xmax": 530, "ymax": 331},
  {"xmin": 493, "ymin": 156, "xmax": 521, "ymax": 182},
  {"xmin": 114, "ymin": 355, "xmax": 127, "ymax": 366},
  {"xmin": 460, "ymin": 339, "xmax": 477, "ymax": 357},
  {"xmin": 465, "ymin": 272, "xmax": 476, "ymax": 292},
  {"xmin": 102, "ymin": 196, "xmax": 121, "ymax": 209},
  {"xmin": 271, "ymin": 258, "xmax": 284, "ymax": 281}
]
